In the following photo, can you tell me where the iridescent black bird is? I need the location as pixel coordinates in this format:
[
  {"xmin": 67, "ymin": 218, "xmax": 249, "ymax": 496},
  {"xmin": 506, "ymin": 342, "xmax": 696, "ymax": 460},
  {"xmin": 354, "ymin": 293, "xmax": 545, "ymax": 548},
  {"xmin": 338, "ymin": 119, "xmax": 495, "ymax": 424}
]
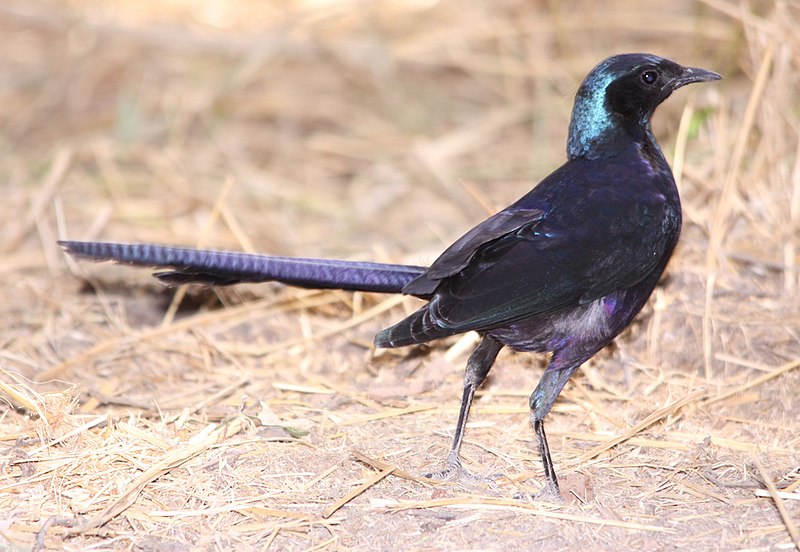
[{"xmin": 61, "ymin": 54, "xmax": 720, "ymax": 499}]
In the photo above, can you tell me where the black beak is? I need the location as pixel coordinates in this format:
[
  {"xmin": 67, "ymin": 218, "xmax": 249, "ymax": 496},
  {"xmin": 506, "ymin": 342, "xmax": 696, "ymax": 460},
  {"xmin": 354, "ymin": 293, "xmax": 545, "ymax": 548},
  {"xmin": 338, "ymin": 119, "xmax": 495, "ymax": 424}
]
[{"xmin": 671, "ymin": 66, "xmax": 722, "ymax": 90}]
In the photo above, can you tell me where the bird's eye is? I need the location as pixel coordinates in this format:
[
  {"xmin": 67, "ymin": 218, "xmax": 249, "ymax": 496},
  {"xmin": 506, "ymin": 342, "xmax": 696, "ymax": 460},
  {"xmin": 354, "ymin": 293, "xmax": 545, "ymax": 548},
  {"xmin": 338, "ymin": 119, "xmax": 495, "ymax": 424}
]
[{"xmin": 641, "ymin": 70, "xmax": 658, "ymax": 85}]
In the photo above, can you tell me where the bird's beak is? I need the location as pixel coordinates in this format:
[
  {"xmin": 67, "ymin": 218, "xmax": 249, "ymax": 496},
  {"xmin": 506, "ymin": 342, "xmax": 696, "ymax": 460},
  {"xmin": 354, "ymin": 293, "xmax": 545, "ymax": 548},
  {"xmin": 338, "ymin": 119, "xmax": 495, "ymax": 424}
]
[{"xmin": 671, "ymin": 66, "xmax": 722, "ymax": 89}]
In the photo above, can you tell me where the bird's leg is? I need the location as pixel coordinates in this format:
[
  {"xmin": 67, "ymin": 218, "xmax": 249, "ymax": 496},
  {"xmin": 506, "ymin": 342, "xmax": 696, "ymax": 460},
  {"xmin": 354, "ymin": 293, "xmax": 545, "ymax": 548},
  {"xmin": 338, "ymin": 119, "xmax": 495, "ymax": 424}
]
[
  {"xmin": 529, "ymin": 364, "xmax": 580, "ymax": 501},
  {"xmin": 426, "ymin": 336, "xmax": 502, "ymax": 480},
  {"xmin": 534, "ymin": 418, "xmax": 557, "ymax": 493}
]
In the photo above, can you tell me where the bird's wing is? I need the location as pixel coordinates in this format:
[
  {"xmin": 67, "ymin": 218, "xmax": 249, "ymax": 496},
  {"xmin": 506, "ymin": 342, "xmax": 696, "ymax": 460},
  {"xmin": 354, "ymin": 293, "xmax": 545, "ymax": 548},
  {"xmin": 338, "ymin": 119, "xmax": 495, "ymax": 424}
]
[
  {"xmin": 402, "ymin": 207, "xmax": 545, "ymax": 296},
  {"xmin": 420, "ymin": 174, "xmax": 679, "ymax": 332}
]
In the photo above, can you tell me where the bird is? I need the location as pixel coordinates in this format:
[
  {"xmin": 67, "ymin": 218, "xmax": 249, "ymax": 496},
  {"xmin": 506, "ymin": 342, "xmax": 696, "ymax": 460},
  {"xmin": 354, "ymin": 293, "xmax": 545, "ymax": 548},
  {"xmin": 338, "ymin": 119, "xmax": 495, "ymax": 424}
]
[{"xmin": 60, "ymin": 53, "xmax": 720, "ymax": 500}]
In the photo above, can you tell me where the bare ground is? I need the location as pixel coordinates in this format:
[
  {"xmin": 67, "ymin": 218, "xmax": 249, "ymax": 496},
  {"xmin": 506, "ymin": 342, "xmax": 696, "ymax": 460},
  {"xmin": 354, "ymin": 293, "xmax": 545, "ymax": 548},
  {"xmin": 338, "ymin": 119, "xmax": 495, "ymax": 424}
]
[{"xmin": 1, "ymin": 1, "xmax": 799, "ymax": 550}]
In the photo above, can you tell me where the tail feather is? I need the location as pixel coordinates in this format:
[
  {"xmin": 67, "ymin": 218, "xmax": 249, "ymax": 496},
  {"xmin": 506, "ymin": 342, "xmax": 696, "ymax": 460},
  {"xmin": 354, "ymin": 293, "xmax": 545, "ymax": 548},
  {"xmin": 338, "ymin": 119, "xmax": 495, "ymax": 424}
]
[
  {"xmin": 374, "ymin": 306, "xmax": 457, "ymax": 348},
  {"xmin": 60, "ymin": 241, "xmax": 427, "ymax": 295}
]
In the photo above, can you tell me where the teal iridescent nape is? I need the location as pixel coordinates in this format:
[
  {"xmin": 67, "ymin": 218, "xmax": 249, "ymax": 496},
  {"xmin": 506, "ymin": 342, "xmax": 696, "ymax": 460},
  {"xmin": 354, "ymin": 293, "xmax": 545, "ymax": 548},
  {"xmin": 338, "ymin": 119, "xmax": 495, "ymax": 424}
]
[{"xmin": 566, "ymin": 53, "xmax": 663, "ymax": 160}]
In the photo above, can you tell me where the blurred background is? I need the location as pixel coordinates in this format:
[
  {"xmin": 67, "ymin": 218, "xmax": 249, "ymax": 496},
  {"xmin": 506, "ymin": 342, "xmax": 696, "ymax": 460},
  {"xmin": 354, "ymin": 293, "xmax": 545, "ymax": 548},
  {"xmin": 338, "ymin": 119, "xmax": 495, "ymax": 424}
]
[
  {"xmin": 1, "ymin": 0, "xmax": 738, "ymax": 259},
  {"xmin": 1, "ymin": 0, "xmax": 799, "ymax": 550}
]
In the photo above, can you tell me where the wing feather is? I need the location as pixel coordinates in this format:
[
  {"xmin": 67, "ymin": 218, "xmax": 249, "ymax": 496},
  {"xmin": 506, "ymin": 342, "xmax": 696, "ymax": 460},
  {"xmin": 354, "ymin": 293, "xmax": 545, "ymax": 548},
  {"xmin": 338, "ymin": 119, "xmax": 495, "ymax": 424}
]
[{"xmin": 400, "ymin": 157, "xmax": 680, "ymax": 334}]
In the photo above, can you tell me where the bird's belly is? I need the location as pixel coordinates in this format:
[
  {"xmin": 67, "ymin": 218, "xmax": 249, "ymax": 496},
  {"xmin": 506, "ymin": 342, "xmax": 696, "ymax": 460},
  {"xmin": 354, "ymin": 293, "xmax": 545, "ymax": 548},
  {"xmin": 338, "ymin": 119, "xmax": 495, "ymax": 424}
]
[{"xmin": 488, "ymin": 289, "xmax": 645, "ymax": 354}]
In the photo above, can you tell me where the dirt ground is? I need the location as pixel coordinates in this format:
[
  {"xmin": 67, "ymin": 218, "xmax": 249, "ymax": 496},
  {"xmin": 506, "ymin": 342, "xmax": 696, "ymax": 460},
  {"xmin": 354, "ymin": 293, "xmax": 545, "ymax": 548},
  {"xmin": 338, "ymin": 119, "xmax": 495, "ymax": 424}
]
[{"xmin": 1, "ymin": 0, "xmax": 799, "ymax": 550}]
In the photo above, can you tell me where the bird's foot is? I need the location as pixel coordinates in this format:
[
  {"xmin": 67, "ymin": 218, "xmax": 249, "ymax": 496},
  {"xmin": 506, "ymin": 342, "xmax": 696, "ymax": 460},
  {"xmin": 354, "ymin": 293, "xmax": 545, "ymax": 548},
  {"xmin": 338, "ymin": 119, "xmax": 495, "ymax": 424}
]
[
  {"xmin": 513, "ymin": 482, "xmax": 563, "ymax": 503},
  {"xmin": 425, "ymin": 460, "xmax": 505, "ymax": 494},
  {"xmin": 510, "ymin": 482, "xmax": 561, "ymax": 502},
  {"xmin": 533, "ymin": 481, "xmax": 564, "ymax": 503},
  {"xmin": 424, "ymin": 459, "xmax": 469, "ymax": 481}
]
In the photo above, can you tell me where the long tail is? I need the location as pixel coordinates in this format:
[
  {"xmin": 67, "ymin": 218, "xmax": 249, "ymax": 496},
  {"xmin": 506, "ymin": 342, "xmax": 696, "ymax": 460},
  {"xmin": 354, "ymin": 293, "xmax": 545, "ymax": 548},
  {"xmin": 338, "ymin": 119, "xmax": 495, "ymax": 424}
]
[{"xmin": 60, "ymin": 241, "xmax": 427, "ymax": 295}]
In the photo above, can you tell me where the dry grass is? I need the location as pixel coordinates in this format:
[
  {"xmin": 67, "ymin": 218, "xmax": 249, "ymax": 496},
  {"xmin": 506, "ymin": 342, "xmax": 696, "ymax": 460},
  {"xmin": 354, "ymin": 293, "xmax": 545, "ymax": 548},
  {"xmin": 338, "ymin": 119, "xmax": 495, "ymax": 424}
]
[{"xmin": 1, "ymin": 0, "xmax": 799, "ymax": 550}]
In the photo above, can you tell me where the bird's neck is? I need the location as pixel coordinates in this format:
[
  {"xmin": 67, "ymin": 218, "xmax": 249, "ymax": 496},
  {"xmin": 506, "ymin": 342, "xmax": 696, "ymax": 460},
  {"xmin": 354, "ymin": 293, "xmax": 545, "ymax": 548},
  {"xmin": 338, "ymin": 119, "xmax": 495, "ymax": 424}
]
[{"xmin": 567, "ymin": 110, "xmax": 664, "ymax": 167}]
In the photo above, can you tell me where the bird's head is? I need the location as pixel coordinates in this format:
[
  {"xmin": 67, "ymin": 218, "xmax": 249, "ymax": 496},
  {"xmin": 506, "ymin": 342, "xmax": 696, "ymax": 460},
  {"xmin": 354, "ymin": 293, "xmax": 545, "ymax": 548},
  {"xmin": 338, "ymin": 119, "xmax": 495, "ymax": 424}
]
[{"xmin": 567, "ymin": 53, "xmax": 721, "ymax": 159}]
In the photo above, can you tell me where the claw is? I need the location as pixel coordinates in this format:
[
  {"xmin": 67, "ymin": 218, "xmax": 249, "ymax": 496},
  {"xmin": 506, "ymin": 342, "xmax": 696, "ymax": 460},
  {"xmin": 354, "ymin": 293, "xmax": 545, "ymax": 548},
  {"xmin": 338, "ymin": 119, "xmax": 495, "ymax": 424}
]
[
  {"xmin": 424, "ymin": 456, "xmax": 466, "ymax": 480},
  {"xmin": 533, "ymin": 481, "xmax": 564, "ymax": 503}
]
